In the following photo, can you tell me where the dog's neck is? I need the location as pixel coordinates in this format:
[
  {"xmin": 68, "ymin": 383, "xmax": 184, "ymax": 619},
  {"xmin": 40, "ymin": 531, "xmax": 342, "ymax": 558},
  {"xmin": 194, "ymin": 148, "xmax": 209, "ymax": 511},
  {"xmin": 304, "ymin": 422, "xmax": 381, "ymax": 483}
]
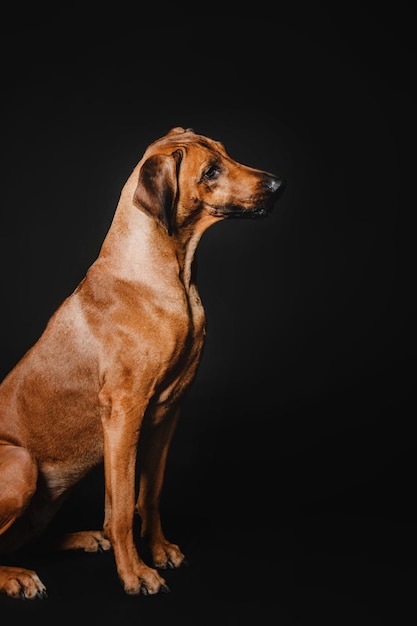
[{"xmin": 96, "ymin": 198, "xmax": 206, "ymax": 294}]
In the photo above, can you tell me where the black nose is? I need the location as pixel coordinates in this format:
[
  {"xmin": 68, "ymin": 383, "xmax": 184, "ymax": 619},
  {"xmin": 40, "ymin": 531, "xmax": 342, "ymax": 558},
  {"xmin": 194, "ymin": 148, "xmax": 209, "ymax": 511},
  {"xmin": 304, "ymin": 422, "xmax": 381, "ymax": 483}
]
[{"xmin": 267, "ymin": 175, "xmax": 285, "ymax": 196}]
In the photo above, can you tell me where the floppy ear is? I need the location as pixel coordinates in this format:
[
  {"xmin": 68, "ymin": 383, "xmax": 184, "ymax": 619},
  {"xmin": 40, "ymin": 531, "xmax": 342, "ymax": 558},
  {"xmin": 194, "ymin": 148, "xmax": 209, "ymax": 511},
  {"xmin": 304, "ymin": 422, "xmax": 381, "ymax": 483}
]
[{"xmin": 133, "ymin": 150, "xmax": 182, "ymax": 235}]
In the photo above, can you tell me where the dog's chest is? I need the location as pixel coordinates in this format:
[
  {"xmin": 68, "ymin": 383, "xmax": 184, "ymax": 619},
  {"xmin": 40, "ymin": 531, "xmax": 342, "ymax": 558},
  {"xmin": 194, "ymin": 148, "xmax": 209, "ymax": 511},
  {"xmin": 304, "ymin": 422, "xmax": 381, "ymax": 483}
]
[
  {"xmin": 169, "ymin": 283, "xmax": 206, "ymax": 363},
  {"xmin": 187, "ymin": 283, "xmax": 206, "ymax": 336},
  {"xmin": 152, "ymin": 285, "xmax": 205, "ymax": 407}
]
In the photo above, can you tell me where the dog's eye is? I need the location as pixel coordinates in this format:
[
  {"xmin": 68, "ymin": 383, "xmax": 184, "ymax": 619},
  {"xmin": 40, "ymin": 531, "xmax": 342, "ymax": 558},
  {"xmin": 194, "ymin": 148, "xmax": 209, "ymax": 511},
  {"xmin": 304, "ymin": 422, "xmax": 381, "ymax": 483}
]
[{"xmin": 202, "ymin": 165, "xmax": 221, "ymax": 181}]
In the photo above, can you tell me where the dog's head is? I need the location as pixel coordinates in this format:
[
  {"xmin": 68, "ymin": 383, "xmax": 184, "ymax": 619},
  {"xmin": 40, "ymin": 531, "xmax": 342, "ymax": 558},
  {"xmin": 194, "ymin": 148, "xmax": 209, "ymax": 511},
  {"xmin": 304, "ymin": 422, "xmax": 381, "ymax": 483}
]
[{"xmin": 133, "ymin": 127, "xmax": 285, "ymax": 235}]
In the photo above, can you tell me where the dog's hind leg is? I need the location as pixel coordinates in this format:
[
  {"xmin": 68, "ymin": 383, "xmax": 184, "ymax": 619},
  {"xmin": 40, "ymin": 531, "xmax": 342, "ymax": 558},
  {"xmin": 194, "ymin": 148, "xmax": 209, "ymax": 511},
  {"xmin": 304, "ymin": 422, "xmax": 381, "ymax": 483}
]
[
  {"xmin": 136, "ymin": 406, "xmax": 186, "ymax": 570},
  {"xmin": 0, "ymin": 441, "xmax": 47, "ymax": 599},
  {"xmin": 0, "ymin": 441, "xmax": 38, "ymax": 543}
]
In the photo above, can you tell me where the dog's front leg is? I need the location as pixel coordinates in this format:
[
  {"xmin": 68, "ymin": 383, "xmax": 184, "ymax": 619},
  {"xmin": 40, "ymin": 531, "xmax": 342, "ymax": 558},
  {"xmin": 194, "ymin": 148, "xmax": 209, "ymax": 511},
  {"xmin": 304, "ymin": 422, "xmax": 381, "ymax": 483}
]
[
  {"xmin": 136, "ymin": 405, "xmax": 186, "ymax": 569},
  {"xmin": 101, "ymin": 396, "xmax": 168, "ymax": 596}
]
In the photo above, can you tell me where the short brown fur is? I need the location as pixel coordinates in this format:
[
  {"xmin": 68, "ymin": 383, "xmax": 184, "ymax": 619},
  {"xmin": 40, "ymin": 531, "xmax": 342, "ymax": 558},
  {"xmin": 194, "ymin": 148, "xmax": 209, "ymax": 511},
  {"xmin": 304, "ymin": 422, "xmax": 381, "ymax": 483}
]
[{"xmin": 0, "ymin": 127, "xmax": 284, "ymax": 599}]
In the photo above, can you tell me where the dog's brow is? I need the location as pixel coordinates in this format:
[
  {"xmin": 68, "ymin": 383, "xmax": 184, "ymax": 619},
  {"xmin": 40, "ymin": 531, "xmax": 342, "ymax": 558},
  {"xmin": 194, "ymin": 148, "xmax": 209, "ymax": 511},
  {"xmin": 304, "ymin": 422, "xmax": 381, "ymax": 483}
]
[{"xmin": 194, "ymin": 138, "xmax": 224, "ymax": 152}]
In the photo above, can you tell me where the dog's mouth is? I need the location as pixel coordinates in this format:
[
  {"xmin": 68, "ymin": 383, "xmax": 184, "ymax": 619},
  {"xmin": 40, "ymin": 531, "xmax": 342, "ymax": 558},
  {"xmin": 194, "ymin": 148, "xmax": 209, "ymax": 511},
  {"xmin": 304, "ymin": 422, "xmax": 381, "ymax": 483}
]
[
  {"xmin": 206, "ymin": 198, "xmax": 280, "ymax": 220},
  {"xmin": 225, "ymin": 205, "xmax": 273, "ymax": 219}
]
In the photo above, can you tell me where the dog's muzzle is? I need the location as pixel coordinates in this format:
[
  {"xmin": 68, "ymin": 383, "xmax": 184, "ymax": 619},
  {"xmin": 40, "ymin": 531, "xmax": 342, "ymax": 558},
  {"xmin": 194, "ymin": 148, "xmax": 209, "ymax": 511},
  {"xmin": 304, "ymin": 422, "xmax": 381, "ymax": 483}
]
[{"xmin": 205, "ymin": 173, "xmax": 286, "ymax": 220}]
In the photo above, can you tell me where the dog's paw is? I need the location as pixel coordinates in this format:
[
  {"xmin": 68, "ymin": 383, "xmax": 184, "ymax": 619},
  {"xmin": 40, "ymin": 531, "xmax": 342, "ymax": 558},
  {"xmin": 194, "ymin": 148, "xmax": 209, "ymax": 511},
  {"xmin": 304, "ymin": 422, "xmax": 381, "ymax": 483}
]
[
  {"xmin": 123, "ymin": 566, "xmax": 169, "ymax": 596},
  {"xmin": 151, "ymin": 538, "xmax": 186, "ymax": 569},
  {"xmin": 0, "ymin": 566, "xmax": 47, "ymax": 600},
  {"xmin": 57, "ymin": 530, "xmax": 112, "ymax": 553}
]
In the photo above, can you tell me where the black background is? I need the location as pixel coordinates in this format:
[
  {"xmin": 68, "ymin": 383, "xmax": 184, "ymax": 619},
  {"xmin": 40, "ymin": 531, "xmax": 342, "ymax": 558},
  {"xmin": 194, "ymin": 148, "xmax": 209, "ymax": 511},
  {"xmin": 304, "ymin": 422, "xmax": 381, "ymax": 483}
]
[{"xmin": 0, "ymin": 5, "xmax": 415, "ymax": 624}]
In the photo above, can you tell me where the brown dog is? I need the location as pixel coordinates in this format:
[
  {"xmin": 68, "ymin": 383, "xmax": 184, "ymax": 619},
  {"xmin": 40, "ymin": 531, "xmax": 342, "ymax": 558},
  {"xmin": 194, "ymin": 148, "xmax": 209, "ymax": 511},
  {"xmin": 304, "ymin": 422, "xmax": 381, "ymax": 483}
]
[{"xmin": 0, "ymin": 127, "xmax": 285, "ymax": 599}]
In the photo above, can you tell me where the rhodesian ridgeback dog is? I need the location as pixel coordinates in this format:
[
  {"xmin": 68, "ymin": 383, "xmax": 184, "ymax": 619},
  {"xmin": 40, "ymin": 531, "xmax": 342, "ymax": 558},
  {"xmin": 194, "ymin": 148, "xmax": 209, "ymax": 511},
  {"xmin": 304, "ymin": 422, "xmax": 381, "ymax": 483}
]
[{"xmin": 0, "ymin": 127, "xmax": 285, "ymax": 599}]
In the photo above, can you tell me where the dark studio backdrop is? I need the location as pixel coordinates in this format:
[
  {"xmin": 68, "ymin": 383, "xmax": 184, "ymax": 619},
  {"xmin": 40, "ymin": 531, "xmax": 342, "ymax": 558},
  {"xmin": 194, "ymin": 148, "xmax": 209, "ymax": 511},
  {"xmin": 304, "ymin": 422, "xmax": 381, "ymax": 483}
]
[{"xmin": 0, "ymin": 5, "xmax": 415, "ymax": 625}]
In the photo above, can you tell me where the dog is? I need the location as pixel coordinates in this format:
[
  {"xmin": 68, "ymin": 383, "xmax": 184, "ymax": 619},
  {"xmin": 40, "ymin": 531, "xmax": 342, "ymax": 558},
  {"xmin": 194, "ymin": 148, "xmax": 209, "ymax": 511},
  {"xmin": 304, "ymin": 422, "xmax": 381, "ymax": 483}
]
[{"xmin": 0, "ymin": 126, "xmax": 285, "ymax": 599}]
